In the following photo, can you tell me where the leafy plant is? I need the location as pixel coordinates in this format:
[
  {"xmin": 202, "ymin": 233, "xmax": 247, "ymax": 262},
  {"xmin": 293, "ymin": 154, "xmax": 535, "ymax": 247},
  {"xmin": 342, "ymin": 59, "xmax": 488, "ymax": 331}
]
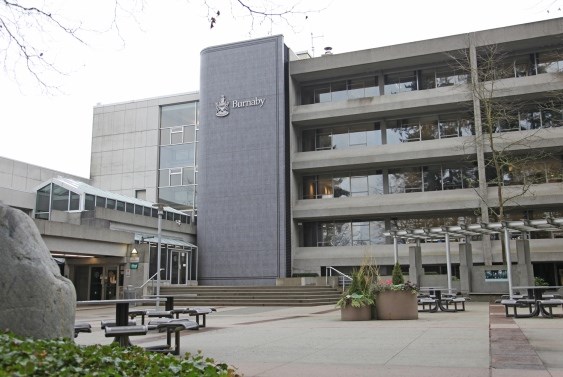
[
  {"xmin": 534, "ymin": 276, "xmax": 550, "ymax": 286},
  {"xmin": 336, "ymin": 259, "xmax": 378, "ymax": 308},
  {"xmin": 374, "ymin": 262, "xmax": 418, "ymax": 294},
  {"xmin": 0, "ymin": 330, "xmax": 239, "ymax": 377}
]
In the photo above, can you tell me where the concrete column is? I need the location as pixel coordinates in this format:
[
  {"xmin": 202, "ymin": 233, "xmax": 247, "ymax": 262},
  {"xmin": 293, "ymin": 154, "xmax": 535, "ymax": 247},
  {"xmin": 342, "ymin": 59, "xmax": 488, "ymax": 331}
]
[
  {"xmin": 408, "ymin": 245, "xmax": 423, "ymax": 286},
  {"xmin": 516, "ymin": 239, "xmax": 534, "ymax": 286},
  {"xmin": 459, "ymin": 242, "xmax": 473, "ymax": 294},
  {"xmin": 468, "ymin": 33, "xmax": 493, "ymax": 266}
]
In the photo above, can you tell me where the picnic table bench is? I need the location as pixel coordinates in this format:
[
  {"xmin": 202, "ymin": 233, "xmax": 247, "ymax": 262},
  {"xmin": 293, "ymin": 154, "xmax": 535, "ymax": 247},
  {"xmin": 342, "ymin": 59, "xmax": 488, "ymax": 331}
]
[
  {"xmin": 145, "ymin": 318, "xmax": 200, "ymax": 355},
  {"xmin": 171, "ymin": 307, "xmax": 216, "ymax": 327},
  {"xmin": 74, "ymin": 322, "xmax": 92, "ymax": 338}
]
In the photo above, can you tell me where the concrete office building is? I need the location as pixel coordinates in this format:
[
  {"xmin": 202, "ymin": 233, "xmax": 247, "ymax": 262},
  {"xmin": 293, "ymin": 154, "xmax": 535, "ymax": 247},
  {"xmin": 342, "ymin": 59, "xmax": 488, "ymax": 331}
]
[
  {"xmin": 89, "ymin": 18, "xmax": 563, "ymax": 292},
  {"xmin": 4, "ymin": 18, "xmax": 563, "ymax": 295}
]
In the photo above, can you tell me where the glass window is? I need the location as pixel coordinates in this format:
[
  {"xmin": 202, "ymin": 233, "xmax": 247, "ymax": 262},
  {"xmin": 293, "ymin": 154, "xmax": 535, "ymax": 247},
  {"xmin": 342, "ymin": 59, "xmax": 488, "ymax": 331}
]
[
  {"xmin": 519, "ymin": 111, "xmax": 541, "ymax": 130},
  {"xmin": 459, "ymin": 119, "xmax": 475, "ymax": 136},
  {"xmin": 159, "ymin": 144, "xmax": 195, "ymax": 169},
  {"xmin": 316, "ymin": 132, "xmax": 332, "ymax": 150},
  {"xmin": 366, "ymin": 123, "xmax": 382, "ymax": 146},
  {"xmin": 419, "ymin": 69, "xmax": 436, "ymax": 90},
  {"xmin": 424, "ymin": 165, "xmax": 443, "ymax": 191},
  {"xmin": 318, "ymin": 176, "xmax": 333, "ymax": 198},
  {"xmin": 85, "ymin": 194, "xmax": 95, "ymax": 210},
  {"xmin": 160, "ymin": 128, "xmax": 171, "ymax": 146},
  {"xmin": 159, "ymin": 186, "xmax": 196, "ymax": 210},
  {"xmin": 159, "ymin": 169, "xmax": 169, "ymax": 187},
  {"xmin": 368, "ymin": 172, "xmax": 384, "ymax": 195},
  {"xmin": 369, "ymin": 221, "xmax": 386, "ymax": 244},
  {"xmin": 106, "ymin": 198, "xmax": 116, "ymax": 209},
  {"xmin": 170, "ymin": 126, "xmax": 183, "ymax": 144},
  {"xmin": 546, "ymin": 158, "xmax": 563, "ymax": 182},
  {"xmin": 183, "ymin": 125, "xmax": 195, "ymax": 143},
  {"xmin": 420, "ymin": 120, "xmax": 439, "ymax": 140},
  {"xmin": 51, "ymin": 184, "xmax": 69, "ymax": 211},
  {"xmin": 441, "ymin": 167, "xmax": 463, "ymax": 190},
  {"xmin": 439, "ymin": 119, "xmax": 459, "ymax": 138},
  {"xmin": 316, "ymin": 86, "xmax": 331, "ymax": 103},
  {"xmin": 143, "ymin": 206, "xmax": 152, "ymax": 216},
  {"xmin": 541, "ymin": 107, "xmax": 563, "ymax": 128},
  {"xmin": 333, "ymin": 176, "xmax": 351, "ymax": 198},
  {"xmin": 384, "ymin": 72, "xmax": 417, "ymax": 94},
  {"xmin": 126, "ymin": 202, "xmax": 134, "ymax": 213},
  {"xmin": 387, "ymin": 122, "xmax": 421, "ymax": 144},
  {"xmin": 350, "ymin": 176, "xmax": 368, "ymax": 196},
  {"xmin": 351, "ymin": 222, "xmax": 370, "ymax": 245},
  {"xmin": 182, "ymin": 167, "xmax": 195, "ymax": 185},
  {"xmin": 389, "ymin": 167, "xmax": 422, "ymax": 193},
  {"xmin": 96, "ymin": 196, "xmax": 106, "ymax": 208},
  {"xmin": 36, "ymin": 184, "xmax": 51, "ymax": 213},
  {"xmin": 537, "ymin": 51, "xmax": 563, "ymax": 74},
  {"xmin": 69, "ymin": 192, "xmax": 80, "ymax": 211},
  {"xmin": 333, "ymin": 222, "xmax": 352, "ymax": 246},
  {"xmin": 134, "ymin": 205, "xmax": 143, "ymax": 215},
  {"xmin": 301, "ymin": 129, "xmax": 316, "ymax": 151},
  {"xmin": 349, "ymin": 129, "xmax": 368, "ymax": 146},
  {"xmin": 302, "ymin": 176, "xmax": 317, "ymax": 199},
  {"xmin": 513, "ymin": 54, "xmax": 535, "ymax": 77},
  {"xmin": 116, "ymin": 201, "xmax": 125, "ymax": 211},
  {"xmin": 463, "ymin": 166, "xmax": 479, "ymax": 188},
  {"xmin": 170, "ymin": 168, "xmax": 182, "ymax": 186},
  {"xmin": 330, "ymin": 81, "xmax": 347, "ymax": 102},
  {"xmin": 331, "ymin": 130, "xmax": 349, "ymax": 150},
  {"xmin": 161, "ymin": 102, "xmax": 197, "ymax": 128}
]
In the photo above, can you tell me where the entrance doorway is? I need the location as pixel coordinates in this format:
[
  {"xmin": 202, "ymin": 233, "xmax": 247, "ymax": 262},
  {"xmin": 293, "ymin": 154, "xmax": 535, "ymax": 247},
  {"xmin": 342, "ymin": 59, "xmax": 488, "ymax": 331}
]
[
  {"xmin": 170, "ymin": 250, "xmax": 188, "ymax": 284},
  {"xmin": 88, "ymin": 266, "xmax": 119, "ymax": 300}
]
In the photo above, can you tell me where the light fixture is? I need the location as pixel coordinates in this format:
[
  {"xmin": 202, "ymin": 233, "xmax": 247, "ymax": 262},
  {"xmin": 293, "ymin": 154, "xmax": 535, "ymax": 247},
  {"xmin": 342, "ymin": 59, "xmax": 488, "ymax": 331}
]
[{"xmin": 130, "ymin": 248, "xmax": 140, "ymax": 263}]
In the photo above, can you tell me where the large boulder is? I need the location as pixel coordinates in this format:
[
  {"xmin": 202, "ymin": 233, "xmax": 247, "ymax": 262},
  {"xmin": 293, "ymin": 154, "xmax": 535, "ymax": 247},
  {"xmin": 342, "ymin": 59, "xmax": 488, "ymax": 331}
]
[{"xmin": 0, "ymin": 203, "xmax": 76, "ymax": 339}]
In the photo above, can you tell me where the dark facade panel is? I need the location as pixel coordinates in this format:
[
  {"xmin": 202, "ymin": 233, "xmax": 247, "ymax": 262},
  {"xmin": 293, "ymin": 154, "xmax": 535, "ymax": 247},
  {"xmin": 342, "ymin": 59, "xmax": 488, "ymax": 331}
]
[{"xmin": 198, "ymin": 36, "xmax": 288, "ymax": 285}]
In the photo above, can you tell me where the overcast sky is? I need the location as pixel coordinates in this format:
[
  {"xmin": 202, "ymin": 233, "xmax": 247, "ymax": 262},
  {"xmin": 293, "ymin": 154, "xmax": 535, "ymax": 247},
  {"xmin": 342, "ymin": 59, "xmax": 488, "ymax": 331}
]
[{"xmin": 1, "ymin": 0, "xmax": 561, "ymax": 177}]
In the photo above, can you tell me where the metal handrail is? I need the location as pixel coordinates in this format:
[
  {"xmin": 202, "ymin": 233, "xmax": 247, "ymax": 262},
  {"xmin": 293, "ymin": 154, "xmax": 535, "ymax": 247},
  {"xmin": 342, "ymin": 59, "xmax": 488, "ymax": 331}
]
[
  {"xmin": 138, "ymin": 270, "xmax": 162, "ymax": 289},
  {"xmin": 326, "ymin": 267, "xmax": 352, "ymax": 290}
]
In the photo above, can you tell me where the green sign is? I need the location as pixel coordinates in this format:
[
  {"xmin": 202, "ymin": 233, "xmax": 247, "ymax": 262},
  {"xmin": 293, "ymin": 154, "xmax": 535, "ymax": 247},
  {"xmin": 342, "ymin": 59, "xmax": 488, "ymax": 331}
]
[{"xmin": 130, "ymin": 263, "xmax": 138, "ymax": 270}]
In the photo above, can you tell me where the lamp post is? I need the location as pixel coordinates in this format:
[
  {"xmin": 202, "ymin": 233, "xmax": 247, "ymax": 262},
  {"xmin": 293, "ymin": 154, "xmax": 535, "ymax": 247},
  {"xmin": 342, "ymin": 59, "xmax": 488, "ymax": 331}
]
[{"xmin": 153, "ymin": 203, "xmax": 165, "ymax": 309}]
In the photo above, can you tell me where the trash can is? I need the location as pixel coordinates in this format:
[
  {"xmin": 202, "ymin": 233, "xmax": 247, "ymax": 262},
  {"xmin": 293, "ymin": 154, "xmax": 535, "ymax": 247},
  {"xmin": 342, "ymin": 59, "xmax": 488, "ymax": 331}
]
[{"xmin": 124, "ymin": 285, "xmax": 136, "ymax": 304}]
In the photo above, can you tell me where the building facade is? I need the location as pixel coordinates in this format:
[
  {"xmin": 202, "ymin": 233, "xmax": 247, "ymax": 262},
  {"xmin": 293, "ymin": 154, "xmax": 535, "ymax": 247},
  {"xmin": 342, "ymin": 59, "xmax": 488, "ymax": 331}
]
[{"xmin": 4, "ymin": 18, "xmax": 563, "ymax": 294}]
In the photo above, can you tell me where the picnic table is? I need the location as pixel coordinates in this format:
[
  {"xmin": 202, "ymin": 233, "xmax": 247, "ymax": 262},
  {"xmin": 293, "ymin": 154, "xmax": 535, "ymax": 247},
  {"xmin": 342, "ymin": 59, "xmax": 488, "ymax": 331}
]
[
  {"xmin": 418, "ymin": 287, "xmax": 466, "ymax": 313},
  {"xmin": 76, "ymin": 298, "xmax": 157, "ymax": 346},
  {"xmin": 501, "ymin": 286, "xmax": 563, "ymax": 318}
]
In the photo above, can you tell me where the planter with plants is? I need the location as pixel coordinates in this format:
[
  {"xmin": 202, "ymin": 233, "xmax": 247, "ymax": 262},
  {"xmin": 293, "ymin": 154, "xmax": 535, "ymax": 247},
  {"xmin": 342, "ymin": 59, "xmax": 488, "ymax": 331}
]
[
  {"xmin": 336, "ymin": 262, "xmax": 377, "ymax": 321},
  {"xmin": 374, "ymin": 262, "xmax": 419, "ymax": 320}
]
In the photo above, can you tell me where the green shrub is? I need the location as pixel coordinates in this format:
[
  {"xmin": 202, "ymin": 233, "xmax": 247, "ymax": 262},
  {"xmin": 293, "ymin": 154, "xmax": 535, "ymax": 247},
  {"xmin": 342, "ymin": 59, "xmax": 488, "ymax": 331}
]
[
  {"xmin": 0, "ymin": 330, "xmax": 239, "ymax": 377},
  {"xmin": 391, "ymin": 262, "xmax": 404, "ymax": 285}
]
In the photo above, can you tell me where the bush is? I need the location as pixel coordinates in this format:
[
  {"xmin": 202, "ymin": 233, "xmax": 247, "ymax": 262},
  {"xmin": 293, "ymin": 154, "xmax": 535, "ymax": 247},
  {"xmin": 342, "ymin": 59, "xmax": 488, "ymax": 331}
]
[
  {"xmin": 0, "ymin": 330, "xmax": 239, "ymax": 377},
  {"xmin": 391, "ymin": 262, "xmax": 404, "ymax": 285}
]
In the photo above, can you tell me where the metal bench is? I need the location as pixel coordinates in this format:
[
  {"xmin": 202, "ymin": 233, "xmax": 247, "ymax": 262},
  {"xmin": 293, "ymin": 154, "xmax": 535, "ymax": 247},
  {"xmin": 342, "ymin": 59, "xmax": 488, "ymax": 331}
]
[
  {"xmin": 145, "ymin": 319, "xmax": 199, "ymax": 355},
  {"xmin": 100, "ymin": 319, "xmax": 136, "ymax": 329},
  {"xmin": 500, "ymin": 299, "xmax": 537, "ymax": 317},
  {"xmin": 417, "ymin": 297, "xmax": 438, "ymax": 312},
  {"xmin": 74, "ymin": 322, "xmax": 92, "ymax": 338},
  {"xmin": 171, "ymin": 307, "xmax": 216, "ymax": 327},
  {"xmin": 538, "ymin": 299, "xmax": 563, "ymax": 318},
  {"xmin": 104, "ymin": 325, "xmax": 149, "ymax": 347}
]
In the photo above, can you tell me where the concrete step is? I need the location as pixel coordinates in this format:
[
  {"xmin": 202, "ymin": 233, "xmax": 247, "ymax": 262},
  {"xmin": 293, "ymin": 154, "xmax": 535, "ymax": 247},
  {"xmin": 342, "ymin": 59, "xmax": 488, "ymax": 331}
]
[{"xmin": 159, "ymin": 285, "xmax": 342, "ymax": 307}]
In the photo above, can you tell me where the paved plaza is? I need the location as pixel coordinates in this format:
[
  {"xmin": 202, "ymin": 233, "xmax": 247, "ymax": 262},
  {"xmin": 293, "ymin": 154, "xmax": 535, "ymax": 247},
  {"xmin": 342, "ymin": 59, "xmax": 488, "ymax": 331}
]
[{"xmin": 75, "ymin": 302, "xmax": 563, "ymax": 377}]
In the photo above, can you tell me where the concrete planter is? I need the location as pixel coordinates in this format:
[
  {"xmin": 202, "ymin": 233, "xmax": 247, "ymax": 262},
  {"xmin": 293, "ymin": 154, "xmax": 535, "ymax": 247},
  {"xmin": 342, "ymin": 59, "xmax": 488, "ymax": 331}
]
[
  {"xmin": 340, "ymin": 305, "xmax": 372, "ymax": 321},
  {"xmin": 375, "ymin": 291, "xmax": 418, "ymax": 320}
]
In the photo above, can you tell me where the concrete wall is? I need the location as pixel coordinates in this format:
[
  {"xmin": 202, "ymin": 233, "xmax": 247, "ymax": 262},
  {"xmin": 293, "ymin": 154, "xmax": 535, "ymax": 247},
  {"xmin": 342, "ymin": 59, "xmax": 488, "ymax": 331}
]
[
  {"xmin": 0, "ymin": 156, "xmax": 88, "ymax": 211},
  {"xmin": 91, "ymin": 92, "xmax": 199, "ymax": 202},
  {"xmin": 198, "ymin": 36, "xmax": 289, "ymax": 285}
]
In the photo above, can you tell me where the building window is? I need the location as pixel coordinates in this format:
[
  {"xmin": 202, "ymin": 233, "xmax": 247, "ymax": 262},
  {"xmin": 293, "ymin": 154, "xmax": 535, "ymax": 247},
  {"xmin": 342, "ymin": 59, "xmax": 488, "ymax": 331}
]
[
  {"xmin": 158, "ymin": 101, "xmax": 198, "ymax": 211},
  {"xmin": 301, "ymin": 76, "xmax": 379, "ymax": 104}
]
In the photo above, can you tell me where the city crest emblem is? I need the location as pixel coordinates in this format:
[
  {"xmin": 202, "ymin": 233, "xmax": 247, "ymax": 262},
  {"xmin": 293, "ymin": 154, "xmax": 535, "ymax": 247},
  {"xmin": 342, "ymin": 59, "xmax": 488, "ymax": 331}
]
[{"xmin": 215, "ymin": 95, "xmax": 230, "ymax": 117}]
